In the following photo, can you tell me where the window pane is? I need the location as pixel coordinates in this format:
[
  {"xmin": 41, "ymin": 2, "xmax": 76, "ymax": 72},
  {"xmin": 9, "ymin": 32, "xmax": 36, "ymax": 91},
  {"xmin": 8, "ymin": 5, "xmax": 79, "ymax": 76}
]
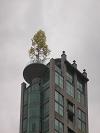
[
  {"xmin": 43, "ymin": 102, "xmax": 49, "ymax": 117},
  {"xmin": 24, "ymin": 90, "xmax": 28, "ymax": 105},
  {"xmin": 55, "ymin": 72, "xmax": 58, "ymax": 86},
  {"xmin": 59, "ymin": 122, "xmax": 63, "ymax": 132},
  {"xmin": 55, "ymin": 102, "xmax": 63, "ymax": 116},
  {"xmin": 55, "ymin": 91, "xmax": 59, "ymax": 101},
  {"xmin": 55, "ymin": 91, "xmax": 64, "ymax": 116},
  {"xmin": 55, "ymin": 119, "xmax": 58, "ymax": 131},
  {"xmin": 82, "ymin": 112, "xmax": 86, "ymax": 122},
  {"xmin": 60, "ymin": 76, "xmax": 63, "ymax": 88},
  {"xmin": 23, "ymin": 119, "xmax": 27, "ymax": 132},
  {"xmin": 68, "ymin": 101, "xmax": 74, "ymax": 113},
  {"xmin": 55, "ymin": 102, "xmax": 59, "ymax": 113},
  {"xmin": 55, "ymin": 119, "xmax": 63, "ymax": 133},
  {"xmin": 23, "ymin": 106, "xmax": 28, "ymax": 118},
  {"xmin": 82, "ymin": 122, "xmax": 86, "ymax": 132},
  {"xmin": 55, "ymin": 91, "xmax": 63, "ymax": 105},
  {"xmin": 66, "ymin": 81, "xmax": 74, "ymax": 97},
  {"xmin": 77, "ymin": 90, "xmax": 81, "ymax": 103},
  {"xmin": 55, "ymin": 72, "xmax": 63, "ymax": 88},
  {"xmin": 59, "ymin": 94, "xmax": 63, "ymax": 106},
  {"xmin": 77, "ymin": 80, "xmax": 85, "ymax": 106},
  {"xmin": 43, "ymin": 117, "xmax": 49, "ymax": 132},
  {"xmin": 77, "ymin": 109, "xmax": 86, "ymax": 132},
  {"xmin": 67, "ymin": 72, "xmax": 73, "ymax": 83},
  {"xmin": 43, "ymin": 89, "xmax": 49, "ymax": 101},
  {"xmin": 59, "ymin": 105, "xmax": 64, "ymax": 116},
  {"xmin": 81, "ymin": 94, "xmax": 85, "ymax": 105},
  {"xmin": 55, "ymin": 65, "xmax": 61, "ymax": 74},
  {"xmin": 78, "ymin": 109, "xmax": 81, "ymax": 119},
  {"xmin": 77, "ymin": 119, "xmax": 81, "ymax": 130},
  {"xmin": 77, "ymin": 81, "xmax": 83, "ymax": 92}
]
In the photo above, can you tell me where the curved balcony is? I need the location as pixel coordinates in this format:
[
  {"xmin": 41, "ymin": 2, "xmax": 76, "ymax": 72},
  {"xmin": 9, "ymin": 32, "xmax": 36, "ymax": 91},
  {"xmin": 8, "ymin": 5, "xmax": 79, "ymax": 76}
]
[{"xmin": 23, "ymin": 61, "xmax": 49, "ymax": 84}]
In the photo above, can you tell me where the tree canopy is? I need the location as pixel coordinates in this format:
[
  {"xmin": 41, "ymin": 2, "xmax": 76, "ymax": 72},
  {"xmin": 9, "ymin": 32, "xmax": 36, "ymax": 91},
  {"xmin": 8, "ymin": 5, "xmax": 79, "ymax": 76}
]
[{"xmin": 29, "ymin": 30, "xmax": 50, "ymax": 63}]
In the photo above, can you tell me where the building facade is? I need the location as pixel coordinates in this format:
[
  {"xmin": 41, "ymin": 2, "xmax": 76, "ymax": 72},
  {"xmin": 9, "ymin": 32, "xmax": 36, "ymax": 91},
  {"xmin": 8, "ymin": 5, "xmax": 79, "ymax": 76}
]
[{"xmin": 20, "ymin": 51, "xmax": 89, "ymax": 133}]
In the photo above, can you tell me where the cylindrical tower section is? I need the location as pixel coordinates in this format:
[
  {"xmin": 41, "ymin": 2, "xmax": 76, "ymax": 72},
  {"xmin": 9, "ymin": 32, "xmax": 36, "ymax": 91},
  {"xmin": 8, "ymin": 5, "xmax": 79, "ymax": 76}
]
[
  {"xmin": 27, "ymin": 78, "xmax": 41, "ymax": 133},
  {"xmin": 21, "ymin": 62, "xmax": 49, "ymax": 133}
]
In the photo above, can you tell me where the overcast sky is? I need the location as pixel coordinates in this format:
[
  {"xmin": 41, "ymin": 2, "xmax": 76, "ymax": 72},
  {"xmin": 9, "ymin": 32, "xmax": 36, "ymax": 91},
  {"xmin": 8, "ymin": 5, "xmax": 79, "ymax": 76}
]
[{"xmin": 0, "ymin": 0, "xmax": 100, "ymax": 133}]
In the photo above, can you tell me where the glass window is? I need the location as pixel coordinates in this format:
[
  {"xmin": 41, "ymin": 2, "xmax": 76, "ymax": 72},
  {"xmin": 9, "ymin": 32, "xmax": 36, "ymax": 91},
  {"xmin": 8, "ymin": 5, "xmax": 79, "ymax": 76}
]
[
  {"xmin": 43, "ymin": 89, "xmax": 49, "ymax": 101},
  {"xmin": 67, "ymin": 101, "xmax": 75, "ymax": 122},
  {"xmin": 77, "ymin": 119, "xmax": 81, "ymax": 130},
  {"xmin": 30, "ymin": 93, "xmax": 40, "ymax": 103},
  {"xmin": 55, "ymin": 72, "xmax": 63, "ymax": 88},
  {"xmin": 77, "ymin": 81, "xmax": 85, "ymax": 106},
  {"xmin": 66, "ymin": 81, "xmax": 74, "ymax": 97},
  {"xmin": 55, "ymin": 102, "xmax": 63, "ymax": 116},
  {"xmin": 42, "ymin": 102, "xmax": 49, "ymax": 117},
  {"xmin": 55, "ymin": 91, "xmax": 63, "ymax": 106},
  {"xmin": 67, "ymin": 72, "xmax": 73, "ymax": 83},
  {"xmin": 55, "ymin": 91, "xmax": 64, "ymax": 116},
  {"xmin": 82, "ymin": 122, "xmax": 86, "ymax": 132},
  {"xmin": 55, "ymin": 119, "xmax": 64, "ymax": 133},
  {"xmin": 77, "ymin": 109, "xmax": 86, "ymax": 132},
  {"xmin": 28, "ymin": 117, "xmax": 40, "ymax": 132},
  {"xmin": 42, "ymin": 117, "xmax": 49, "ymax": 132},
  {"xmin": 23, "ymin": 106, "xmax": 28, "ymax": 118},
  {"xmin": 24, "ymin": 90, "xmax": 28, "ymax": 105},
  {"xmin": 67, "ymin": 101, "xmax": 74, "ymax": 113},
  {"xmin": 23, "ymin": 118, "xmax": 27, "ymax": 132},
  {"xmin": 55, "ymin": 65, "xmax": 61, "ymax": 74},
  {"xmin": 66, "ymin": 71, "xmax": 74, "ymax": 97}
]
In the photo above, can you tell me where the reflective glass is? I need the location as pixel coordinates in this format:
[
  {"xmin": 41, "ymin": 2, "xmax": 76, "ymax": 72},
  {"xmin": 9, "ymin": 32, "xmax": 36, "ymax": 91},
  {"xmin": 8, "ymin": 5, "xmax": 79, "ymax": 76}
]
[
  {"xmin": 24, "ymin": 90, "xmax": 28, "ymax": 105},
  {"xmin": 23, "ymin": 106, "xmax": 28, "ymax": 118},
  {"xmin": 82, "ymin": 122, "xmax": 86, "ymax": 132},
  {"xmin": 55, "ymin": 72, "xmax": 63, "ymax": 88},
  {"xmin": 55, "ymin": 119, "xmax": 63, "ymax": 133},
  {"xmin": 43, "ymin": 89, "xmax": 49, "ymax": 101},
  {"xmin": 43, "ymin": 102, "xmax": 49, "ymax": 117},
  {"xmin": 77, "ymin": 109, "xmax": 86, "ymax": 132},
  {"xmin": 77, "ymin": 80, "xmax": 85, "ymax": 106},
  {"xmin": 77, "ymin": 119, "xmax": 81, "ymax": 130},
  {"xmin": 55, "ymin": 119, "xmax": 58, "ymax": 131},
  {"xmin": 43, "ymin": 117, "xmax": 49, "ymax": 132},
  {"xmin": 67, "ymin": 72, "xmax": 73, "ymax": 83},
  {"xmin": 55, "ymin": 91, "xmax": 64, "ymax": 116},
  {"xmin": 66, "ymin": 81, "xmax": 74, "ymax": 97},
  {"xmin": 23, "ymin": 119, "xmax": 27, "ymax": 132}
]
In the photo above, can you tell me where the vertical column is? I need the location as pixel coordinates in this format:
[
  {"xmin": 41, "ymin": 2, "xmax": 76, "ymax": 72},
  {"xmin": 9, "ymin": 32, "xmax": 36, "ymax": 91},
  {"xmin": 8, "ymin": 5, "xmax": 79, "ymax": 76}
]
[
  {"xmin": 74, "ymin": 72, "xmax": 78, "ymax": 131},
  {"xmin": 72, "ymin": 60, "xmax": 78, "ymax": 131},
  {"xmin": 20, "ymin": 82, "xmax": 26, "ymax": 133},
  {"xmin": 61, "ymin": 51, "xmax": 67, "ymax": 133},
  {"xmin": 49, "ymin": 58, "xmax": 55, "ymax": 133},
  {"xmin": 85, "ymin": 82, "xmax": 89, "ymax": 133},
  {"xmin": 83, "ymin": 70, "xmax": 89, "ymax": 133}
]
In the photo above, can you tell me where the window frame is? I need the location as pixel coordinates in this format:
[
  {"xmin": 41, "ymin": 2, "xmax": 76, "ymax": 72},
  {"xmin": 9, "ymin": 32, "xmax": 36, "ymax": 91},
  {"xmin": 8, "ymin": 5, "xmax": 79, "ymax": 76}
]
[
  {"xmin": 55, "ymin": 119, "xmax": 64, "ymax": 133},
  {"xmin": 55, "ymin": 72, "xmax": 64, "ymax": 89},
  {"xmin": 77, "ymin": 109, "xmax": 86, "ymax": 132},
  {"xmin": 77, "ymin": 80, "xmax": 85, "ymax": 105},
  {"xmin": 55, "ymin": 91, "xmax": 64, "ymax": 116}
]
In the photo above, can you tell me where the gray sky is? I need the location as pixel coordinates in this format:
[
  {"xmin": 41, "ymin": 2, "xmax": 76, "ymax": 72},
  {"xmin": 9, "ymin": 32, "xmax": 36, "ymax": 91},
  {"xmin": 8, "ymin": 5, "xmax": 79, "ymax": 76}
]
[{"xmin": 0, "ymin": 0, "xmax": 100, "ymax": 133}]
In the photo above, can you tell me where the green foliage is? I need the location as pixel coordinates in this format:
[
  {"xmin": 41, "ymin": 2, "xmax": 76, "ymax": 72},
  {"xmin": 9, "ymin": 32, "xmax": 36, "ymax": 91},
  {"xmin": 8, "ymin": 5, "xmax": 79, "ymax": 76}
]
[{"xmin": 29, "ymin": 30, "xmax": 50, "ymax": 62}]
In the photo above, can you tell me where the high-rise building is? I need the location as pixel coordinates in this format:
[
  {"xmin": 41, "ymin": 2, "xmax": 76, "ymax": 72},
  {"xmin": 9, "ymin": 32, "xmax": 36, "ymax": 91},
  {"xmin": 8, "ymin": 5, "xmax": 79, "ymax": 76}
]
[{"xmin": 20, "ymin": 51, "xmax": 89, "ymax": 133}]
